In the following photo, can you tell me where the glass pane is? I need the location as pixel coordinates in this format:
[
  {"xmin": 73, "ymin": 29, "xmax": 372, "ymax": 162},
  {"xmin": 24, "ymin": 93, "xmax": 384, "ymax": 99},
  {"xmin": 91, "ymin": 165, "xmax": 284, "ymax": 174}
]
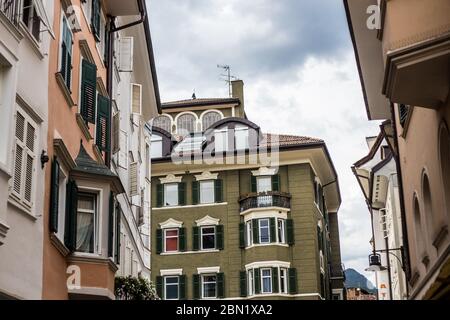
[
  {"xmin": 78, "ymin": 194, "xmax": 95, "ymax": 210},
  {"xmin": 166, "ymin": 282, "xmax": 179, "ymax": 299},
  {"xmin": 257, "ymin": 177, "xmax": 272, "ymax": 193},
  {"xmin": 214, "ymin": 129, "xmax": 228, "ymax": 152},
  {"xmin": 177, "ymin": 114, "xmax": 196, "ymax": 136},
  {"xmin": 202, "ymin": 229, "xmax": 215, "ymax": 250},
  {"xmin": 164, "ymin": 183, "xmax": 178, "ymax": 206},
  {"xmin": 153, "ymin": 116, "xmax": 171, "ymax": 132},
  {"xmin": 280, "ymin": 269, "xmax": 286, "ymax": 293},
  {"xmin": 260, "ymin": 220, "xmax": 270, "ymax": 243},
  {"xmin": 278, "ymin": 220, "xmax": 284, "ymax": 243},
  {"xmin": 200, "ymin": 180, "xmax": 215, "ymax": 204},
  {"xmin": 262, "ymin": 276, "xmax": 272, "ymax": 293},
  {"xmin": 202, "ymin": 112, "xmax": 221, "ymax": 130},
  {"xmin": 235, "ymin": 127, "xmax": 249, "ymax": 150},
  {"xmin": 151, "ymin": 140, "xmax": 162, "ymax": 159},
  {"xmin": 76, "ymin": 211, "xmax": 94, "ymax": 253},
  {"xmin": 203, "ymin": 275, "xmax": 216, "ymax": 298},
  {"xmin": 166, "ymin": 276, "xmax": 178, "ymax": 284},
  {"xmin": 165, "ymin": 236, "xmax": 178, "ymax": 252}
]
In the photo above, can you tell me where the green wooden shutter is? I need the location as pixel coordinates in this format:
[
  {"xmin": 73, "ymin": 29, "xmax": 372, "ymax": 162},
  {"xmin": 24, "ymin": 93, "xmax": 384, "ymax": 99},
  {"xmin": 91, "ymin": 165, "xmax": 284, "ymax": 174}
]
[
  {"xmin": 217, "ymin": 272, "xmax": 225, "ymax": 298},
  {"xmin": 108, "ymin": 191, "xmax": 114, "ymax": 257},
  {"xmin": 239, "ymin": 271, "xmax": 247, "ymax": 297},
  {"xmin": 61, "ymin": 18, "xmax": 72, "ymax": 89},
  {"xmin": 96, "ymin": 94, "xmax": 110, "ymax": 152},
  {"xmin": 193, "ymin": 274, "xmax": 200, "ymax": 300},
  {"xmin": 317, "ymin": 225, "xmax": 323, "ymax": 251},
  {"xmin": 156, "ymin": 184, "xmax": 163, "ymax": 207},
  {"xmin": 272, "ymin": 267, "xmax": 279, "ymax": 293},
  {"xmin": 214, "ymin": 179, "xmax": 223, "ymax": 203},
  {"xmin": 115, "ymin": 203, "xmax": 121, "ymax": 264},
  {"xmin": 64, "ymin": 179, "xmax": 78, "ymax": 251},
  {"xmin": 216, "ymin": 225, "xmax": 224, "ymax": 250},
  {"xmin": 80, "ymin": 59, "xmax": 97, "ymax": 124},
  {"xmin": 251, "ymin": 175, "xmax": 257, "ymax": 193},
  {"xmin": 192, "ymin": 181, "xmax": 199, "ymax": 205},
  {"xmin": 254, "ymin": 268, "xmax": 261, "ymax": 294},
  {"xmin": 178, "ymin": 182, "xmax": 186, "ymax": 206},
  {"xmin": 156, "ymin": 229, "xmax": 163, "ymax": 254},
  {"xmin": 252, "ymin": 219, "xmax": 259, "ymax": 244},
  {"xmin": 193, "ymin": 226, "xmax": 200, "ymax": 251},
  {"xmin": 156, "ymin": 276, "xmax": 163, "ymax": 299},
  {"xmin": 270, "ymin": 217, "xmax": 276, "ymax": 243},
  {"xmin": 179, "ymin": 227, "xmax": 186, "ymax": 252},
  {"xmin": 288, "ymin": 268, "xmax": 298, "ymax": 294},
  {"xmin": 239, "ymin": 223, "xmax": 245, "ymax": 248},
  {"xmin": 179, "ymin": 275, "xmax": 187, "ymax": 300},
  {"xmin": 91, "ymin": 0, "xmax": 101, "ymax": 41},
  {"xmin": 287, "ymin": 219, "xmax": 295, "ymax": 245},
  {"xmin": 272, "ymin": 174, "xmax": 280, "ymax": 192},
  {"xmin": 49, "ymin": 157, "xmax": 60, "ymax": 233}
]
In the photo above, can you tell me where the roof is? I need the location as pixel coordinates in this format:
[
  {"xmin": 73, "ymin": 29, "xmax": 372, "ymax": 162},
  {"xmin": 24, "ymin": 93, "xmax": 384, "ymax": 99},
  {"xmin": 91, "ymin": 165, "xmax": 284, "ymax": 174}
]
[
  {"xmin": 260, "ymin": 133, "xmax": 324, "ymax": 148},
  {"xmin": 162, "ymin": 98, "xmax": 240, "ymax": 109}
]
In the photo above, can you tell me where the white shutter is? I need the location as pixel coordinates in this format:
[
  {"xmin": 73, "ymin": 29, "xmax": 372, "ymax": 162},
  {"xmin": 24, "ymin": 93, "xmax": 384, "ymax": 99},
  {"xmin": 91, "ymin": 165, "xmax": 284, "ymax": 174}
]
[
  {"xmin": 131, "ymin": 83, "xmax": 142, "ymax": 115},
  {"xmin": 129, "ymin": 162, "xmax": 138, "ymax": 196},
  {"xmin": 118, "ymin": 37, "xmax": 134, "ymax": 72},
  {"xmin": 117, "ymin": 129, "xmax": 128, "ymax": 169},
  {"xmin": 112, "ymin": 112, "xmax": 120, "ymax": 154}
]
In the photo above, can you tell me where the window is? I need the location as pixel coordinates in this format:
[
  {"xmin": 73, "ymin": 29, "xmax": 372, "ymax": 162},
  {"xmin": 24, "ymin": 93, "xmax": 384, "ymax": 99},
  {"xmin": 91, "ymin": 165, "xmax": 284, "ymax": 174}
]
[
  {"xmin": 164, "ymin": 229, "xmax": 179, "ymax": 252},
  {"xmin": 246, "ymin": 221, "xmax": 253, "ymax": 246},
  {"xmin": 164, "ymin": 183, "xmax": 179, "ymax": 206},
  {"xmin": 12, "ymin": 108, "xmax": 37, "ymax": 208},
  {"xmin": 280, "ymin": 268, "xmax": 288, "ymax": 294},
  {"xmin": 22, "ymin": 0, "xmax": 42, "ymax": 42},
  {"xmin": 153, "ymin": 115, "xmax": 172, "ymax": 133},
  {"xmin": 259, "ymin": 219, "xmax": 270, "ymax": 244},
  {"xmin": 177, "ymin": 113, "xmax": 196, "ymax": 136},
  {"xmin": 261, "ymin": 269, "xmax": 272, "ymax": 294},
  {"xmin": 97, "ymin": 10, "xmax": 107, "ymax": 61},
  {"xmin": 235, "ymin": 126, "xmax": 249, "ymax": 150},
  {"xmin": 76, "ymin": 193, "xmax": 98, "ymax": 253},
  {"xmin": 277, "ymin": 219, "xmax": 286, "ymax": 243},
  {"xmin": 59, "ymin": 15, "xmax": 73, "ymax": 89},
  {"xmin": 164, "ymin": 276, "xmax": 179, "ymax": 300},
  {"xmin": 82, "ymin": 0, "xmax": 93, "ymax": 23},
  {"xmin": 151, "ymin": 134, "xmax": 163, "ymax": 159},
  {"xmin": 202, "ymin": 275, "xmax": 217, "ymax": 299},
  {"xmin": 200, "ymin": 180, "xmax": 215, "ymax": 204},
  {"xmin": 202, "ymin": 111, "xmax": 221, "ymax": 130},
  {"xmin": 201, "ymin": 226, "xmax": 216, "ymax": 250},
  {"xmin": 214, "ymin": 128, "xmax": 228, "ymax": 152},
  {"xmin": 248, "ymin": 269, "xmax": 254, "ymax": 296},
  {"xmin": 257, "ymin": 176, "xmax": 272, "ymax": 206}
]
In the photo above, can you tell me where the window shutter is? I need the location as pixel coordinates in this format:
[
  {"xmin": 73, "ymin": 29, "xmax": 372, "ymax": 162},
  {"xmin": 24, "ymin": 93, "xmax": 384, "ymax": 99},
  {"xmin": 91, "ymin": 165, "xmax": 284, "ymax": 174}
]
[
  {"xmin": 156, "ymin": 184, "xmax": 163, "ymax": 207},
  {"xmin": 156, "ymin": 276, "xmax": 163, "ymax": 299},
  {"xmin": 288, "ymin": 268, "xmax": 298, "ymax": 294},
  {"xmin": 239, "ymin": 271, "xmax": 247, "ymax": 297},
  {"xmin": 217, "ymin": 272, "xmax": 225, "ymax": 298},
  {"xmin": 192, "ymin": 181, "xmax": 199, "ymax": 205},
  {"xmin": 119, "ymin": 37, "xmax": 134, "ymax": 72},
  {"xmin": 115, "ymin": 203, "xmax": 121, "ymax": 264},
  {"xmin": 214, "ymin": 179, "xmax": 223, "ymax": 203},
  {"xmin": 270, "ymin": 217, "xmax": 276, "ymax": 243},
  {"xmin": 286, "ymin": 219, "xmax": 295, "ymax": 245},
  {"xmin": 179, "ymin": 275, "xmax": 186, "ymax": 300},
  {"xmin": 252, "ymin": 219, "xmax": 259, "ymax": 244},
  {"xmin": 112, "ymin": 112, "xmax": 120, "ymax": 154},
  {"xmin": 156, "ymin": 229, "xmax": 163, "ymax": 254},
  {"xmin": 239, "ymin": 223, "xmax": 245, "ymax": 248},
  {"xmin": 129, "ymin": 162, "xmax": 138, "ymax": 196},
  {"xmin": 131, "ymin": 83, "xmax": 142, "ymax": 115},
  {"xmin": 179, "ymin": 227, "xmax": 186, "ymax": 252},
  {"xmin": 216, "ymin": 225, "xmax": 224, "ymax": 250},
  {"xmin": 80, "ymin": 59, "xmax": 97, "ymax": 124},
  {"xmin": 272, "ymin": 267, "xmax": 279, "ymax": 293},
  {"xmin": 193, "ymin": 274, "xmax": 200, "ymax": 300},
  {"xmin": 64, "ymin": 179, "xmax": 78, "ymax": 251},
  {"xmin": 254, "ymin": 268, "xmax": 261, "ymax": 294},
  {"xmin": 104, "ymin": 25, "xmax": 109, "ymax": 63},
  {"xmin": 251, "ymin": 175, "xmax": 257, "ymax": 193},
  {"xmin": 49, "ymin": 157, "xmax": 60, "ymax": 233},
  {"xmin": 91, "ymin": 0, "xmax": 101, "ymax": 41},
  {"xmin": 178, "ymin": 182, "xmax": 186, "ymax": 206},
  {"xmin": 317, "ymin": 225, "xmax": 323, "ymax": 251},
  {"xmin": 272, "ymin": 174, "xmax": 280, "ymax": 192},
  {"xmin": 61, "ymin": 18, "xmax": 72, "ymax": 89},
  {"xmin": 108, "ymin": 191, "xmax": 114, "ymax": 258},
  {"xmin": 96, "ymin": 94, "xmax": 110, "ymax": 152},
  {"xmin": 193, "ymin": 226, "xmax": 199, "ymax": 251}
]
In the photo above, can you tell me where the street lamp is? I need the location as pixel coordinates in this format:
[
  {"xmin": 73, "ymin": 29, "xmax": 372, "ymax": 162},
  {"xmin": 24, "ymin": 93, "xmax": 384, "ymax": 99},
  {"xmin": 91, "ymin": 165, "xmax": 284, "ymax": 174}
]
[{"xmin": 365, "ymin": 253, "xmax": 387, "ymax": 272}]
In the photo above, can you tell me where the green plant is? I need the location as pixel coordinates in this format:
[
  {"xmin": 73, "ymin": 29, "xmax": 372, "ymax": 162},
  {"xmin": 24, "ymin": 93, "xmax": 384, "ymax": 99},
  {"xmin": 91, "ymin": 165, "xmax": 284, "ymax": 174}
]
[{"xmin": 115, "ymin": 276, "xmax": 160, "ymax": 300}]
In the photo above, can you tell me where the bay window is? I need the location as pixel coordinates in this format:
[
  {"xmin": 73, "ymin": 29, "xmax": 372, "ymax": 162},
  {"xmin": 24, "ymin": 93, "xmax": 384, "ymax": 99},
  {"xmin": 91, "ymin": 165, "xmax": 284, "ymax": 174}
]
[
  {"xmin": 164, "ymin": 228, "xmax": 179, "ymax": 252},
  {"xmin": 76, "ymin": 193, "xmax": 98, "ymax": 253},
  {"xmin": 259, "ymin": 219, "xmax": 270, "ymax": 244},
  {"xmin": 244, "ymin": 266, "xmax": 297, "ymax": 296},
  {"xmin": 241, "ymin": 218, "xmax": 293, "ymax": 247},
  {"xmin": 279, "ymin": 268, "xmax": 288, "ymax": 294},
  {"xmin": 261, "ymin": 268, "xmax": 272, "ymax": 294}
]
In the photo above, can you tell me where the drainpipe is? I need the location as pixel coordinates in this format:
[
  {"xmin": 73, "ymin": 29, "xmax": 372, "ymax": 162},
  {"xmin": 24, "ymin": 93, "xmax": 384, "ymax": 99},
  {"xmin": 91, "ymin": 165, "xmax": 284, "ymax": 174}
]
[
  {"xmin": 389, "ymin": 102, "xmax": 411, "ymax": 299},
  {"xmin": 384, "ymin": 235, "xmax": 394, "ymax": 300},
  {"xmin": 106, "ymin": 0, "xmax": 147, "ymax": 167}
]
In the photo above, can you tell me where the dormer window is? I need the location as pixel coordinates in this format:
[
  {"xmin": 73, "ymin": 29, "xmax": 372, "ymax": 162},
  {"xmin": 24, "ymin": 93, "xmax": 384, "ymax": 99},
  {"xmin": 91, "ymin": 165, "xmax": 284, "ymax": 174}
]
[
  {"xmin": 202, "ymin": 111, "xmax": 222, "ymax": 130},
  {"xmin": 153, "ymin": 115, "xmax": 172, "ymax": 133},
  {"xmin": 235, "ymin": 125, "xmax": 249, "ymax": 150},
  {"xmin": 214, "ymin": 128, "xmax": 228, "ymax": 152}
]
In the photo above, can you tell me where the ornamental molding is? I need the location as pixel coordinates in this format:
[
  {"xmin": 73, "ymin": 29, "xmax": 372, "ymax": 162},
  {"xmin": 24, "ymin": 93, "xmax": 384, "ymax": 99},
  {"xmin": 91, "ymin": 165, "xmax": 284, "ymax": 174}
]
[
  {"xmin": 0, "ymin": 221, "xmax": 10, "ymax": 246},
  {"xmin": 160, "ymin": 268, "xmax": 183, "ymax": 276},
  {"xmin": 195, "ymin": 215, "xmax": 220, "ymax": 226},
  {"xmin": 159, "ymin": 174, "xmax": 182, "ymax": 184},
  {"xmin": 194, "ymin": 171, "xmax": 218, "ymax": 181},
  {"xmin": 251, "ymin": 167, "xmax": 278, "ymax": 177},
  {"xmin": 197, "ymin": 266, "xmax": 220, "ymax": 274},
  {"xmin": 159, "ymin": 218, "xmax": 183, "ymax": 229},
  {"xmin": 245, "ymin": 260, "xmax": 291, "ymax": 270}
]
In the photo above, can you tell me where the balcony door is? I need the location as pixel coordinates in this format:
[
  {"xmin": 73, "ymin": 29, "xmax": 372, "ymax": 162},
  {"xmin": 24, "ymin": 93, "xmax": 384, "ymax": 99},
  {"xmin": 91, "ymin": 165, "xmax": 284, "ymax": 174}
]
[{"xmin": 257, "ymin": 176, "xmax": 272, "ymax": 207}]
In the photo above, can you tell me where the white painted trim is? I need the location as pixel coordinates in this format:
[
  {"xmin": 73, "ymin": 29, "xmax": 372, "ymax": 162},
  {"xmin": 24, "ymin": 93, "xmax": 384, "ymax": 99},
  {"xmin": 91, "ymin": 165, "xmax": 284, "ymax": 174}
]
[
  {"xmin": 251, "ymin": 167, "xmax": 278, "ymax": 176},
  {"xmin": 245, "ymin": 260, "xmax": 291, "ymax": 270},
  {"xmin": 68, "ymin": 286, "xmax": 115, "ymax": 300},
  {"xmin": 199, "ymin": 109, "xmax": 224, "ymax": 130},
  {"xmin": 174, "ymin": 111, "xmax": 200, "ymax": 133},
  {"xmin": 241, "ymin": 208, "xmax": 289, "ymax": 221},
  {"xmin": 160, "ymin": 249, "xmax": 220, "ymax": 256},
  {"xmin": 195, "ymin": 215, "xmax": 220, "ymax": 226},
  {"xmin": 159, "ymin": 174, "xmax": 182, "ymax": 184},
  {"xmin": 197, "ymin": 266, "xmax": 220, "ymax": 274},
  {"xmin": 226, "ymin": 293, "xmax": 322, "ymax": 300},
  {"xmin": 152, "ymin": 202, "xmax": 228, "ymax": 210},
  {"xmin": 245, "ymin": 243, "xmax": 289, "ymax": 250},
  {"xmin": 159, "ymin": 218, "xmax": 183, "ymax": 229},
  {"xmin": 160, "ymin": 268, "xmax": 183, "ymax": 276},
  {"xmin": 194, "ymin": 171, "xmax": 219, "ymax": 181}
]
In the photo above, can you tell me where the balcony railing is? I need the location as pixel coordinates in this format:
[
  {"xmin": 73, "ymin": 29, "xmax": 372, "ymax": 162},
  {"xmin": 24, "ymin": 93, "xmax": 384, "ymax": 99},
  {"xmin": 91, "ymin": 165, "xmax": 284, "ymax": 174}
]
[
  {"xmin": 0, "ymin": 0, "xmax": 19, "ymax": 25},
  {"xmin": 239, "ymin": 192, "xmax": 291, "ymax": 212}
]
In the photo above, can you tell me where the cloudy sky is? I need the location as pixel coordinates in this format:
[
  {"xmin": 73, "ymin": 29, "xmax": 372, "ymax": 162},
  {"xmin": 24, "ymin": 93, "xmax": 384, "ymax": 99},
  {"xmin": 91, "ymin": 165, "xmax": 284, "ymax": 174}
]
[{"xmin": 148, "ymin": 0, "xmax": 380, "ymax": 283}]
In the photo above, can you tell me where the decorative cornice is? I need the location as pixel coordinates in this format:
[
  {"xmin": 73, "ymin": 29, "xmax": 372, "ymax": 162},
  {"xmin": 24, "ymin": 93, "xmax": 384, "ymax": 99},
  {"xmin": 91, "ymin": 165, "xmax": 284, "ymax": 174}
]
[
  {"xmin": 194, "ymin": 171, "xmax": 219, "ymax": 181},
  {"xmin": 0, "ymin": 220, "xmax": 10, "ymax": 246},
  {"xmin": 79, "ymin": 39, "xmax": 95, "ymax": 64},
  {"xmin": 245, "ymin": 260, "xmax": 291, "ymax": 270},
  {"xmin": 159, "ymin": 174, "xmax": 182, "ymax": 184},
  {"xmin": 160, "ymin": 268, "xmax": 183, "ymax": 276},
  {"xmin": 251, "ymin": 167, "xmax": 278, "ymax": 177},
  {"xmin": 159, "ymin": 218, "xmax": 183, "ymax": 229},
  {"xmin": 195, "ymin": 215, "xmax": 220, "ymax": 227},
  {"xmin": 53, "ymin": 139, "xmax": 76, "ymax": 170},
  {"xmin": 50, "ymin": 233, "xmax": 70, "ymax": 257},
  {"xmin": 197, "ymin": 266, "xmax": 220, "ymax": 274},
  {"xmin": 16, "ymin": 94, "xmax": 44, "ymax": 124}
]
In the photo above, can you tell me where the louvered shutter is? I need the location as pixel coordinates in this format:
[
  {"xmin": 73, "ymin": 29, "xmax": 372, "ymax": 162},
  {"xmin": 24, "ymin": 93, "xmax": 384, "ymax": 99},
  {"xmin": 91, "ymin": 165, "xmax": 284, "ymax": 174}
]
[
  {"xmin": 193, "ymin": 274, "xmax": 200, "ymax": 300},
  {"xmin": 239, "ymin": 271, "xmax": 247, "ymax": 297},
  {"xmin": 214, "ymin": 179, "xmax": 223, "ymax": 203},
  {"xmin": 156, "ymin": 184, "xmax": 164, "ymax": 207},
  {"xmin": 270, "ymin": 217, "xmax": 276, "ymax": 243},
  {"xmin": 178, "ymin": 182, "xmax": 186, "ymax": 206},
  {"xmin": 251, "ymin": 175, "xmax": 257, "ymax": 193},
  {"xmin": 129, "ymin": 162, "xmax": 138, "ymax": 196},
  {"xmin": 254, "ymin": 268, "xmax": 261, "ymax": 294},
  {"xmin": 49, "ymin": 157, "xmax": 60, "ymax": 233},
  {"xmin": 179, "ymin": 227, "xmax": 186, "ymax": 252},
  {"xmin": 286, "ymin": 219, "xmax": 295, "ymax": 245},
  {"xmin": 272, "ymin": 267, "xmax": 279, "ymax": 293},
  {"xmin": 179, "ymin": 275, "xmax": 187, "ymax": 300},
  {"xmin": 64, "ymin": 179, "xmax": 78, "ymax": 251},
  {"xmin": 91, "ymin": 0, "xmax": 101, "ymax": 41},
  {"xmin": 192, "ymin": 226, "xmax": 199, "ymax": 251},
  {"xmin": 239, "ymin": 223, "xmax": 245, "ymax": 248},
  {"xmin": 112, "ymin": 112, "xmax": 120, "ymax": 154},
  {"xmin": 217, "ymin": 273, "xmax": 225, "ymax": 298},
  {"xmin": 131, "ymin": 83, "xmax": 142, "ymax": 115},
  {"xmin": 288, "ymin": 268, "xmax": 298, "ymax": 294},
  {"xmin": 271, "ymin": 174, "xmax": 280, "ymax": 192},
  {"xmin": 252, "ymin": 219, "xmax": 259, "ymax": 244},
  {"xmin": 216, "ymin": 225, "xmax": 224, "ymax": 250},
  {"xmin": 119, "ymin": 37, "xmax": 134, "ymax": 72},
  {"xmin": 156, "ymin": 229, "xmax": 163, "ymax": 254},
  {"xmin": 96, "ymin": 94, "xmax": 110, "ymax": 152},
  {"xmin": 80, "ymin": 59, "xmax": 97, "ymax": 123},
  {"xmin": 156, "ymin": 276, "xmax": 163, "ymax": 299},
  {"xmin": 192, "ymin": 181, "xmax": 199, "ymax": 205}
]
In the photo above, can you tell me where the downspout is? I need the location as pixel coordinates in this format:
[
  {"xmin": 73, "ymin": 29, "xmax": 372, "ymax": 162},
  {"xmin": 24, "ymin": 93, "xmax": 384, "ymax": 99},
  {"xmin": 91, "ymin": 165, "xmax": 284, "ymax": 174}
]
[
  {"xmin": 384, "ymin": 234, "xmax": 394, "ymax": 300},
  {"xmin": 389, "ymin": 102, "xmax": 411, "ymax": 299},
  {"xmin": 106, "ymin": 0, "xmax": 147, "ymax": 167}
]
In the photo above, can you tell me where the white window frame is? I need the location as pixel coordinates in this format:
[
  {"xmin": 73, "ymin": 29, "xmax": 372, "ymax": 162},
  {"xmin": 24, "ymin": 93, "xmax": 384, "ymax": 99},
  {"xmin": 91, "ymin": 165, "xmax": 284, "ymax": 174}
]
[
  {"xmin": 248, "ymin": 269, "xmax": 255, "ymax": 296},
  {"xmin": 201, "ymin": 274, "xmax": 217, "ymax": 299},
  {"xmin": 163, "ymin": 183, "xmax": 179, "ymax": 207},
  {"xmin": 279, "ymin": 268, "xmax": 288, "ymax": 294},
  {"xmin": 259, "ymin": 218, "xmax": 270, "ymax": 244},
  {"xmin": 246, "ymin": 220, "xmax": 253, "ymax": 246},
  {"xmin": 200, "ymin": 226, "xmax": 216, "ymax": 250},
  {"xmin": 234, "ymin": 125, "xmax": 249, "ymax": 150},
  {"xmin": 164, "ymin": 276, "xmax": 180, "ymax": 300},
  {"xmin": 56, "ymin": 166, "xmax": 68, "ymax": 241},
  {"xmin": 261, "ymin": 268, "xmax": 272, "ymax": 294},
  {"xmin": 21, "ymin": 0, "xmax": 42, "ymax": 43},
  {"xmin": 277, "ymin": 219, "xmax": 286, "ymax": 244},
  {"xmin": 75, "ymin": 191, "xmax": 100, "ymax": 254},
  {"xmin": 58, "ymin": 11, "xmax": 73, "ymax": 81},
  {"xmin": 214, "ymin": 128, "xmax": 228, "ymax": 152},
  {"xmin": 164, "ymin": 228, "xmax": 179, "ymax": 253},
  {"xmin": 96, "ymin": 9, "xmax": 107, "ymax": 63},
  {"xmin": 150, "ymin": 134, "xmax": 163, "ymax": 159},
  {"xmin": 199, "ymin": 180, "xmax": 215, "ymax": 204}
]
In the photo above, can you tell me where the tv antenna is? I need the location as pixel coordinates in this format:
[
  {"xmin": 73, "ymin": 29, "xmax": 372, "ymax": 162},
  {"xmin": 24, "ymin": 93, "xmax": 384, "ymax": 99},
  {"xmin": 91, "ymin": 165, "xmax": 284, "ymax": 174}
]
[{"xmin": 217, "ymin": 64, "xmax": 237, "ymax": 97}]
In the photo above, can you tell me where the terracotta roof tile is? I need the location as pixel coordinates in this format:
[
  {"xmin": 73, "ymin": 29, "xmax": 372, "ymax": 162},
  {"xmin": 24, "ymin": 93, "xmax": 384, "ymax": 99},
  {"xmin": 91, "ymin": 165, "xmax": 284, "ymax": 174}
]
[
  {"xmin": 260, "ymin": 133, "xmax": 324, "ymax": 148},
  {"xmin": 162, "ymin": 98, "xmax": 240, "ymax": 108}
]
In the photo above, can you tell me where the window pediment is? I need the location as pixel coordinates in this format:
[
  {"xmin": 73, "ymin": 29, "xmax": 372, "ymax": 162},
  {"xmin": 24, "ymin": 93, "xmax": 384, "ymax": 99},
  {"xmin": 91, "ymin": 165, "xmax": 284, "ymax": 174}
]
[
  {"xmin": 194, "ymin": 171, "xmax": 218, "ymax": 181},
  {"xmin": 159, "ymin": 218, "xmax": 183, "ymax": 229},
  {"xmin": 251, "ymin": 167, "xmax": 278, "ymax": 177},
  {"xmin": 195, "ymin": 215, "xmax": 220, "ymax": 226},
  {"xmin": 159, "ymin": 174, "xmax": 182, "ymax": 184}
]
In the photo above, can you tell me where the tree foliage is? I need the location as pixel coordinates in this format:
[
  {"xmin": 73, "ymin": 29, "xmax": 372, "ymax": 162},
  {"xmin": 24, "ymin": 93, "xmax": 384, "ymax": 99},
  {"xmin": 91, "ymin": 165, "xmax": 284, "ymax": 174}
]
[{"xmin": 115, "ymin": 276, "xmax": 160, "ymax": 300}]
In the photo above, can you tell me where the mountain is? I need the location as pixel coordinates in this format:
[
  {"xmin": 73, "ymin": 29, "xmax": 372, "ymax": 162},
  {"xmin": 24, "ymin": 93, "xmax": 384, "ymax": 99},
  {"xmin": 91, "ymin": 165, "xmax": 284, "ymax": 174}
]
[{"xmin": 344, "ymin": 268, "xmax": 378, "ymax": 294}]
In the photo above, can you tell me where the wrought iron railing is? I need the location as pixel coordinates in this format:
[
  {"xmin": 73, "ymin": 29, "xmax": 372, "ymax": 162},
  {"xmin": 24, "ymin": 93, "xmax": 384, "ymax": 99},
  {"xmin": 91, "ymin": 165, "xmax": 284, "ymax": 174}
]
[
  {"xmin": 239, "ymin": 192, "xmax": 291, "ymax": 212},
  {"xmin": 0, "ymin": 0, "xmax": 19, "ymax": 25}
]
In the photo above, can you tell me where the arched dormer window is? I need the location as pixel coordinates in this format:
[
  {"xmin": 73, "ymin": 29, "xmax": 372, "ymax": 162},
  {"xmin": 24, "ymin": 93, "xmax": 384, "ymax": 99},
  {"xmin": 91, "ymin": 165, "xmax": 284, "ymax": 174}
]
[
  {"xmin": 202, "ymin": 111, "xmax": 222, "ymax": 130},
  {"xmin": 177, "ymin": 113, "xmax": 196, "ymax": 136},
  {"xmin": 153, "ymin": 115, "xmax": 172, "ymax": 133}
]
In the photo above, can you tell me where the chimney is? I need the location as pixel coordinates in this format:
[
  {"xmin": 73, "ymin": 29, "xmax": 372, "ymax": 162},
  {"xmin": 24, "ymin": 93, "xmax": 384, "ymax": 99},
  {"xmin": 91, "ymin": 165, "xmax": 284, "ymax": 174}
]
[{"xmin": 231, "ymin": 80, "xmax": 245, "ymax": 118}]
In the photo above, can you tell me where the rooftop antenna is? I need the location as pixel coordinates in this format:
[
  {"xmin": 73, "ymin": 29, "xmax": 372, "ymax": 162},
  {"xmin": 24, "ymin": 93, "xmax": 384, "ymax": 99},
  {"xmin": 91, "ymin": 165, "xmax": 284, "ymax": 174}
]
[{"xmin": 217, "ymin": 64, "xmax": 237, "ymax": 97}]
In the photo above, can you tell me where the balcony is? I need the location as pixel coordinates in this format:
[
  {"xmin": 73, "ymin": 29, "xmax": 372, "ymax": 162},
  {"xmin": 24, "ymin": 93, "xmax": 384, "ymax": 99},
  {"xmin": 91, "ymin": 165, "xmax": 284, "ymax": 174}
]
[
  {"xmin": 0, "ymin": 0, "xmax": 18, "ymax": 25},
  {"xmin": 239, "ymin": 192, "xmax": 291, "ymax": 213}
]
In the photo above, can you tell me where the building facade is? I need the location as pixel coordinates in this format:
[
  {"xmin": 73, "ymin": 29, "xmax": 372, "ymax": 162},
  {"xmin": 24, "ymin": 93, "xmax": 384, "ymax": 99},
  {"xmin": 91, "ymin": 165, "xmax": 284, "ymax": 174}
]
[
  {"xmin": 150, "ymin": 81, "xmax": 345, "ymax": 300},
  {"xmin": 345, "ymin": 0, "xmax": 450, "ymax": 299}
]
